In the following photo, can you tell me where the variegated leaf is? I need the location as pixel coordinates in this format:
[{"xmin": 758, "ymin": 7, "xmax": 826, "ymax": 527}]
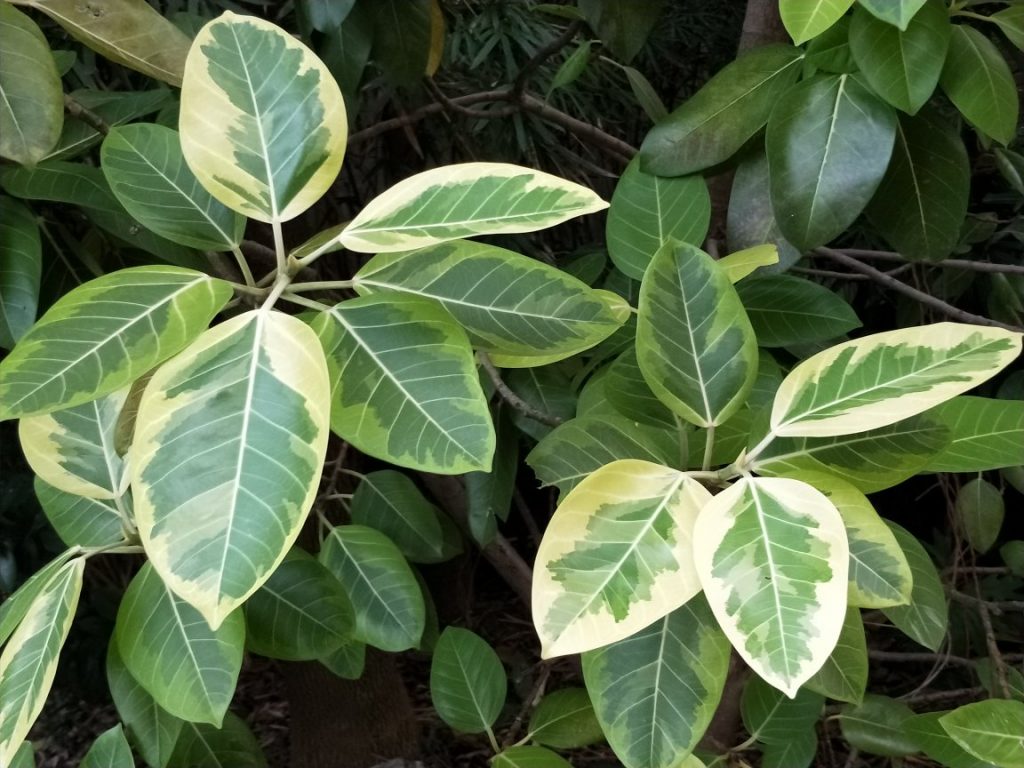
[
  {"xmin": 114, "ymin": 563, "xmax": 245, "ymax": 726},
  {"xmin": 533, "ymin": 460, "xmax": 711, "ymax": 658},
  {"xmin": 693, "ymin": 476, "xmax": 849, "ymax": 696},
  {"xmin": 353, "ymin": 240, "xmax": 629, "ymax": 365},
  {"xmin": 582, "ymin": 597, "xmax": 730, "ymax": 768},
  {"xmin": 0, "ymin": 549, "xmax": 78, "ymax": 646},
  {"xmin": 718, "ymin": 245, "xmax": 780, "ymax": 284},
  {"xmin": 180, "ymin": 12, "xmax": 347, "ymax": 222},
  {"xmin": 34, "ymin": 478, "xmax": 126, "ymax": 548},
  {"xmin": 132, "ymin": 310, "xmax": 330, "ymax": 628},
  {"xmin": 311, "ymin": 295, "xmax": 493, "ymax": 474},
  {"xmin": 0, "ymin": 266, "xmax": 232, "ymax": 420},
  {"xmin": 0, "ymin": 558, "xmax": 84, "ymax": 766},
  {"xmin": 340, "ymin": 163, "xmax": 608, "ymax": 253},
  {"xmin": 636, "ymin": 242, "xmax": 757, "ymax": 428},
  {"xmin": 19, "ymin": 388, "xmax": 129, "ymax": 499},
  {"xmin": 770, "ymin": 323, "xmax": 1022, "ymax": 438}
]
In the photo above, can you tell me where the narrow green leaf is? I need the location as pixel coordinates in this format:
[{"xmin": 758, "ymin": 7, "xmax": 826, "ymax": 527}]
[
  {"xmin": 906, "ymin": 711, "xmax": 998, "ymax": 768},
  {"xmin": 606, "ymin": 157, "xmax": 710, "ymax": 280},
  {"xmin": 637, "ymin": 242, "xmax": 757, "ymax": 427},
  {"xmin": 527, "ymin": 688, "xmax": 604, "ymax": 749},
  {"xmin": 640, "ymin": 45, "xmax": 803, "ymax": 176},
  {"xmin": 925, "ymin": 397, "xmax": 1024, "ymax": 472},
  {"xmin": 167, "ymin": 713, "xmax": 267, "ymax": 768},
  {"xmin": 320, "ymin": 525, "xmax": 425, "ymax": 652},
  {"xmin": 430, "ymin": 627, "xmax": 506, "ymax": 734},
  {"xmin": 992, "ymin": 7, "xmax": 1024, "ymax": 52},
  {"xmin": 741, "ymin": 675, "xmax": 823, "ymax": 742},
  {"xmin": 781, "ymin": 0, "xmax": 854, "ymax": 45},
  {"xmin": 766, "ymin": 74, "xmax": 897, "ymax": 251},
  {"xmin": 940, "ymin": 25, "xmax": 1019, "ymax": 145},
  {"xmin": 0, "ymin": 196, "xmax": 42, "ymax": 349},
  {"xmin": 805, "ymin": 606, "xmax": 868, "ymax": 704},
  {"xmin": 622, "ymin": 65, "xmax": 668, "ymax": 123},
  {"xmin": 312, "ymin": 294, "xmax": 494, "ymax": 474},
  {"xmin": 840, "ymin": 694, "xmax": 918, "ymax": 756},
  {"xmin": 856, "ymin": 0, "xmax": 928, "ymax": 30},
  {"xmin": 0, "ymin": 3, "xmax": 63, "ymax": 165},
  {"xmin": 578, "ymin": 0, "xmax": 666, "ymax": 63},
  {"xmin": 81, "ymin": 724, "xmax": 134, "ymax": 768},
  {"xmin": 881, "ymin": 523, "xmax": 948, "ymax": 651},
  {"xmin": 582, "ymin": 597, "xmax": 730, "ymax": 768},
  {"xmin": 737, "ymin": 275, "xmax": 860, "ymax": 347},
  {"xmin": 0, "ymin": 266, "xmax": 231, "ymax": 420},
  {"xmin": 549, "ymin": 41, "xmax": 591, "ymax": 94},
  {"xmin": 940, "ymin": 700, "xmax": 1024, "ymax": 768},
  {"xmin": 35, "ymin": 478, "xmax": 125, "ymax": 548},
  {"xmin": 957, "ymin": 478, "xmax": 1004, "ymax": 554}
]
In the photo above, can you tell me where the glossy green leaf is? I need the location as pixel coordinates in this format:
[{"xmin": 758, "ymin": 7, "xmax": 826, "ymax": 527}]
[
  {"xmin": 180, "ymin": 12, "xmax": 347, "ymax": 222},
  {"xmin": 992, "ymin": 7, "xmax": 1024, "ymax": 52},
  {"xmin": 365, "ymin": 0, "xmax": 431, "ymax": 86},
  {"xmin": 549, "ymin": 41, "xmax": 591, "ymax": 94},
  {"xmin": 578, "ymin": 0, "xmax": 665, "ymax": 63},
  {"xmin": 0, "ymin": 196, "xmax": 41, "ymax": 349},
  {"xmin": 906, "ymin": 711, "xmax": 999, "ymax": 768},
  {"xmin": 320, "ymin": 525, "xmax": 425, "ymax": 652},
  {"xmin": 465, "ymin": 407, "xmax": 517, "ymax": 546},
  {"xmin": 623, "ymin": 65, "xmax": 668, "ymax": 123},
  {"xmin": 866, "ymin": 110, "xmax": 971, "ymax": 262},
  {"xmin": 856, "ymin": 0, "xmax": 928, "ymax": 30},
  {"xmin": 243, "ymin": 548, "xmax": 353, "ymax": 661},
  {"xmin": 491, "ymin": 746, "xmax": 572, "ymax": 768},
  {"xmin": 926, "ymin": 397, "xmax": 1024, "ymax": 472},
  {"xmin": 957, "ymin": 478, "xmax": 1004, "ymax": 554},
  {"xmin": 314, "ymin": 294, "xmax": 493, "ymax": 473},
  {"xmin": 101, "ymin": 124, "xmax": 245, "ymax": 251},
  {"xmin": 762, "ymin": 730, "xmax": 817, "ymax": 768},
  {"xmin": 0, "ymin": 559, "xmax": 83, "ymax": 766},
  {"xmin": 167, "ymin": 713, "xmax": 267, "ymax": 768},
  {"xmin": 604, "ymin": 348, "xmax": 677, "ymax": 428},
  {"xmin": 840, "ymin": 694, "xmax": 918, "ymax": 756},
  {"xmin": 527, "ymin": 413, "xmax": 682, "ymax": 496},
  {"xmin": 940, "ymin": 701, "xmax": 1024, "ymax": 768},
  {"xmin": 976, "ymin": 658, "xmax": 1024, "ymax": 702},
  {"xmin": 805, "ymin": 606, "xmax": 868, "ymax": 703},
  {"xmin": 35, "ymin": 478, "xmax": 125, "ymax": 548},
  {"xmin": 81, "ymin": 724, "xmax": 133, "ymax": 768},
  {"xmin": 637, "ymin": 242, "xmax": 757, "ymax": 428},
  {"xmin": 940, "ymin": 25, "xmax": 1019, "ymax": 145},
  {"xmin": 340, "ymin": 163, "xmax": 607, "ymax": 253},
  {"xmin": 0, "ymin": 266, "xmax": 231, "ymax": 420},
  {"xmin": 16, "ymin": 0, "xmax": 190, "ymax": 86},
  {"xmin": 849, "ymin": 0, "xmax": 950, "ymax": 114},
  {"xmin": 727, "ymin": 152, "xmax": 801, "ymax": 274},
  {"xmin": 303, "ymin": 0, "xmax": 355, "ymax": 31},
  {"xmin": 741, "ymin": 675, "xmax": 823, "ymax": 742},
  {"xmin": 737, "ymin": 275, "xmax": 860, "ymax": 347},
  {"xmin": 114, "ymin": 563, "xmax": 244, "ymax": 726},
  {"xmin": 430, "ymin": 627, "xmax": 506, "ymax": 734},
  {"xmin": 582, "ymin": 597, "xmax": 730, "ymax": 768},
  {"xmin": 606, "ymin": 157, "xmax": 710, "ymax": 280},
  {"xmin": 534, "ymin": 460, "xmax": 710, "ymax": 658},
  {"xmin": 718, "ymin": 245, "xmax": 780, "ymax": 284},
  {"xmin": 881, "ymin": 523, "xmax": 948, "ymax": 651},
  {"xmin": 527, "ymin": 688, "xmax": 603, "ymax": 749},
  {"xmin": 106, "ymin": 634, "xmax": 183, "ymax": 768},
  {"xmin": 769, "ymin": 324, "xmax": 1022, "ymax": 438},
  {"xmin": 767, "ymin": 74, "xmax": 896, "ymax": 251},
  {"xmin": 749, "ymin": 413, "xmax": 950, "ymax": 493},
  {"xmin": 781, "ymin": 0, "xmax": 853, "ymax": 45},
  {"xmin": 694, "ymin": 476, "xmax": 849, "ymax": 696},
  {"xmin": 47, "ymin": 89, "xmax": 172, "ymax": 162},
  {"xmin": 0, "ymin": 4, "xmax": 63, "ymax": 165},
  {"xmin": 0, "ymin": 549, "xmax": 78, "ymax": 646},
  {"xmin": 640, "ymin": 45, "xmax": 803, "ymax": 176},
  {"xmin": 353, "ymin": 240, "xmax": 628, "ymax": 365},
  {"xmin": 806, "ymin": 16, "xmax": 856, "ymax": 73},
  {"xmin": 7, "ymin": 742, "xmax": 34, "ymax": 768},
  {"xmin": 319, "ymin": 638, "xmax": 366, "ymax": 680}
]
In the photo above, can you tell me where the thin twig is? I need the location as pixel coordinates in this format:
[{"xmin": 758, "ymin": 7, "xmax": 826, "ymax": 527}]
[
  {"xmin": 424, "ymin": 78, "xmax": 518, "ymax": 119},
  {"xmin": 829, "ymin": 248, "xmax": 1024, "ymax": 276},
  {"xmin": 349, "ymin": 90, "xmax": 510, "ymax": 145},
  {"xmin": 501, "ymin": 663, "xmax": 552, "ymax": 748},
  {"xmin": 512, "ymin": 19, "xmax": 584, "ymax": 100},
  {"xmin": 900, "ymin": 687, "xmax": 986, "ymax": 706},
  {"xmin": 868, "ymin": 650, "xmax": 976, "ymax": 667},
  {"xmin": 974, "ymin": 573, "xmax": 1013, "ymax": 699},
  {"xmin": 817, "ymin": 248, "xmax": 1023, "ymax": 331},
  {"xmin": 478, "ymin": 352, "xmax": 564, "ymax": 428},
  {"xmin": 63, "ymin": 93, "xmax": 110, "ymax": 135}
]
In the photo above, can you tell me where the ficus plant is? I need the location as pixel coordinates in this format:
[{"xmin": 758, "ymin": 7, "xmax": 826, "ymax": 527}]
[{"xmin": 1, "ymin": 1, "xmax": 1023, "ymax": 768}]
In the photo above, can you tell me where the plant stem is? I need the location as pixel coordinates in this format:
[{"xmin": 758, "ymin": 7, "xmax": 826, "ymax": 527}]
[
  {"xmin": 230, "ymin": 245, "xmax": 256, "ymax": 287},
  {"xmin": 288, "ymin": 280, "xmax": 356, "ymax": 293},
  {"xmin": 83, "ymin": 541, "xmax": 144, "ymax": 558},
  {"xmin": 701, "ymin": 424, "xmax": 716, "ymax": 471},
  {"xmin": 262, "ymin": 274, "xmax": 291, "ymax": 312},
  {"xmin": 279, "ymin": 292, "xmax": 331, "ymax": 312},
  {"xmin": 478, "ymin": 352, "xmax": 564, "ymax": 427},
  {"xmin": 272, "ymin": 219, "xmax": 286, "ymax": 275},
  {"xmin": 740, "ymin": 429, "xmax": 777, "ymax": 469},
  {"xmin": 64, "ymin": 93, "xmax": 111, "ymax": 135}
]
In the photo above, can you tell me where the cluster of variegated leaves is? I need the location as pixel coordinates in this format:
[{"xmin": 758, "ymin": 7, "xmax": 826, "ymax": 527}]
[{"xmin": 0, "ymin": 10, "xmax": 629, "ymax": 766}]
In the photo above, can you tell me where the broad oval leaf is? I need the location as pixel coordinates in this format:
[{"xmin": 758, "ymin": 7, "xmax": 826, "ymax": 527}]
[
  {"xmin": 430, "ymin": 627, "xmax": 506, "ymax": 734},
  {"xmin": 840, "ymin": 694, "xmax": 918, "ymax": 756},
  {"xmin": 132, "ymin": 310, "xmax": 330, "ymax": 628},
  {"xmin": 102, "ymin": 123, "xmax": 245, "ymax": 251},
  {"xmin": 992, "ymin": 6, "xmax": 1024, "ymax": 52},
  {"xmin": 243, "ymin": 548, "xmax": 354, "ymax": 661},
  {"xmin": 319, "ymin": 525, "xmax": 425, "ymax": 652},
  {"xmin": 906, "ymin": 711, "xmax": 999, "ymax": 768},
  {"xmin": 0, "ymin": 4, "xmax": 63, "ymax": 166},
  {"xmin": 492, "ymin": 746, "xmax": 572, "ymax": 768},
  {"xmin": 856, "ymin": 0, "xmax": 928, "ymax": 30},
  {"xmin": 353, "ymin": 240, "xmax": 628, "ymax": 365},
  {"xmin": 727, "ymin": 151, "xmax": 801, "ymax": 274},
  {"xmin": 881, "ymin": 523, "xmax": 948, "ymax": 651},
  {"xmin": 741, "ymin": 674, "xmax": 823, "ymax": 742},
  {"xmin": 865, "ymin": 110, "xmax": 970, "ymax": 262},
  {"xmin": 582, "ymin": 597, "xmax": 730, "ymax": 768},
  {"xmin": 81, "ymin": 724, "xmax": 133, "ymax": 768},
  {"xmin": 940, "ymin": 25, "xmax": 1019, "ymax": 145},
  {"xmin": 637, "ymin": 242, "xmax": 757, "ymax": 428},
  {"xmin": 604, "ymin": 348, "xmax": 678, "ymax": 429},
  {"xmin": 167, "ymin": 713, "xmax": 267, "ymax": 768},
  {"xmin": 0, "ymin": 266, "xmax": 231, "ymax": 420},
  {"xmin": 849, "ymin": 1, "xmax": 950, "ymax": 114},
  {"xmin": 180, "ymin": 12, "xmax": 347, "ymax": 222},
  {"xmin": 339, "ymin": 163, "xmax": 608, "ymax": 253},
  {"xmin": 35, "ymin": 478, "xmax": 126, "ymax": 548},
  {"xmin": 19, "ymin": 388, "xmax": 129, "ymax": 500},
  {"xmin": 781, "ymin": 0, "xmax": 854, "ymax": 45},
  {"xmin": 106, "ymin": 634, "xmax": 183, "ymax": 768},
  {"xmin": 533, "ymin": 459, "xmax": 711, "ymax": 658},
  {"xmin": 578, "ymin": 0, "xmax": 665, "ymax": 63},
  {"xmin": 805, "ymin": 605, "xmax": 868, "ymax": 704},
  {"xmin": 319, "ymin": 638, "xmax": 366, "ymax": 680},
  {"xmin": 940, "ymin": 700, "xmax": 1024, "ymax": 768},
  {"xmin": 806, "ymin": 17, "xmax": 856, "ymax": 74},
  {"xmin": 925, "ymin": 397, "xmax": 1024, "ymax": 472},
  {"xmin": 0, "ymin": 559, "xmax": 83, "ymax": 766},
  {"xmin": 0, "ymin": 196, "xmax": 41, "ymax": 349},
  {"xmin": 640, "ymin": 45, "xmax": 803, "ymax": 177},
  {"xmin": 957, "ymin": 478, "xmax": 1004, "ymax": 554},
  {"xmin": 606, "ymin": 157, "xmax": 710, "ymax": 280},
  {"xmin": 527, "ymin": 688, "xmax": 604, "ymax": 749},
  {"xmin": 114, "ymin": 563, "xmax": 244, "ymax": 726},
  {"xmin": 736, "ymin": 275, "xmax": 860, "ymax": 348},
  {"xmin": 693, "ymin": 476, "xmax": 849, "ymax": 697},
  {"xmin": 312, "ymin": 294, "xmax": 493, "ymax": 474},
  {"xmin": 766, "ymin": 73, "xmax": 897, "ymax": 251},
  {"xmin": 769, "ymin": 323, "xmax": 1022, "ymax": 438}
]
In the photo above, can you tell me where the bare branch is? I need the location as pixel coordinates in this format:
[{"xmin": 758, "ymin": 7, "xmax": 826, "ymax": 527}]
[{"xmin": 478, "ymin": 352, "xmax": 565, "ymax": 428}]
